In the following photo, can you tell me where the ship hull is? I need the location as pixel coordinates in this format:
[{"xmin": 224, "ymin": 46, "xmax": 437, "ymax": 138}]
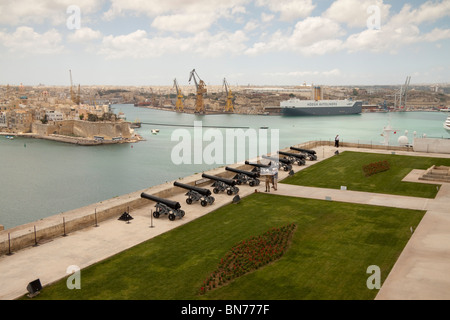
[{"xmin": 281, "ymin": 101, "xmax": 362, "ymax": 116}]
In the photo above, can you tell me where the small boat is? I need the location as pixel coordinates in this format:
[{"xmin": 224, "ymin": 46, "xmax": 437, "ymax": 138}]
[
  {"xmin": 130, "ymin": 119, "xmax": 142, "ymax": 128},
  {"xmin": 444, "ymin": 116, "xmax": 450, "ymax": 133},
  {"xmin": 260, "ymin": 126, "xmax": 269, "ymax": 129},
  {"xmin": 5, "ymin": 135, "xmax": 15, "ymax": 140},
  {"xmin": 151, "ymin": 129, "xmax": 160, "ymax": 135}
]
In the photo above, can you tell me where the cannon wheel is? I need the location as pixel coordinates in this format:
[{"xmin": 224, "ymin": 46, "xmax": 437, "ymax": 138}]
[
  {"xmin": 213, "ymin": 188, "xmax": 220, "ymax": 194},
  {"xmin": 186, "ymin": 198, "xmax": 193, "ymax": 205},
  {"xmin": 227, "ymin": 189, "xmax": 233, "ymax": 195},
  {"xmin": 201, "ymin": 200, "xmax": 208, "ymax": 207},
  {"xmin": 249, "ymin": 181, "xmax": 255, "ymax": 187},
  {"xmin": 168, "ymin": 213, "xmax": 176, "ymax": 221},
  {"xmin": 153, "ymin": 211, "xmax": 160, "ymax": 218},
  {"xmin": 208, "ymin": 196, "xmax": 215, "ymax": 204}
]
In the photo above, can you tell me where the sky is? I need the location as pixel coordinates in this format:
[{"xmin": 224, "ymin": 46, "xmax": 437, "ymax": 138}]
[{"xmin": 0, "ymin": 0, "xmax": 449, "ymax": 87}]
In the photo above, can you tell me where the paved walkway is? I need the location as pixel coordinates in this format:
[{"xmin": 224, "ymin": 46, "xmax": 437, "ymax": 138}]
[{"xmin": 0, "ymin": 146, "xmax": 449, "ymax": 300}]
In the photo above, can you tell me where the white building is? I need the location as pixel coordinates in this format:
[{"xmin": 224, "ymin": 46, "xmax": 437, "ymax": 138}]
[{"xmin": 45, "ymin": 110, "xmax": 64, "ymax": 121}]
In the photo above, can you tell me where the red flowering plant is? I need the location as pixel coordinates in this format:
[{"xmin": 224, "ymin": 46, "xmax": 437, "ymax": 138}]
[
  {"xmin": 362, "ymin": 160, "xmax": 390, "ymax": 177},
  {"xmin": 199, "ymin": 223, "xmax": 297, "ymax": 294}
]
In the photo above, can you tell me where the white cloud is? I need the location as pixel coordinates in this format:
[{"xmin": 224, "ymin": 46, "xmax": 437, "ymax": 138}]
[
  {"xmin": 256, "ymin": 0, "xmax": 315, "ymax": 21},
  {"xmin": 67, "ymin": 27, "xmax": 102, "ymax": 42},
  {"xmin": 246, "ymin": 16, "xmax": 344, "ymax": 56},
  {"xmin": 0, "ymin": 0, "xmax": 103, "ymax": 26},
  {"xmin": 344, "ymin": 1, "xmax": 450, "ymax": 53},
  {"xmin": 98, "ymin": 29, "xmax": 248, "ymax": 59},
  {"xmin": 0, "ymin": 26, "xmax": 64, "ymax": 55},
  {"xmin": 323, "ymin": 0, "xmax": 391, "ymax": 28},
  {"xmin": 392, "ymin": 1, "xmax": 450, "ymax": 25},
  {"xmin": 261, "ymin": 13, "xmax": 275, "ymax": 23},
  {"xmin": 244, "ymin": 21, "xmax": 260, "ymax": 32},
  {"xmin": 151, "ymin": 13, "xmax": 217, "ymax": 34},
  {"xmin": 104, "ymin": 0, "xmax": 249, "ymax": 33}
]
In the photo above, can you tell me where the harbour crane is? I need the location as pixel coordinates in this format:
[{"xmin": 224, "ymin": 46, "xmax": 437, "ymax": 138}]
[
  {"xmin": 222, "ymin": 78, "xmax": 234, "ymax": 113},
  {"xmin": 173, "ymin": 79, "xmax": 184, "ymax": 112},
  {"xmin": 188, "ymin": 69, "xmax": 207, "ymax": 114},
  {"xmin": 398, "ymin": 76, "xmax": 411, "ymax": 111}
]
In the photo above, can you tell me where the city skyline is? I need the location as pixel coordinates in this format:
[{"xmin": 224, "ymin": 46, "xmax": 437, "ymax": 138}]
[{"xmin": 0, "ymin": 0, "xmax": 449, "ymax": 87}]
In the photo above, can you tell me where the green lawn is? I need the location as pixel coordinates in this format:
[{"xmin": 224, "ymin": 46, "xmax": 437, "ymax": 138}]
[
  {"xmin": 282, "ymin": 151, "xmax": 450, "ymax": 198},
  {"xmin": 31, "ymin": 193, "xmax": 425, "ymax": 300}
]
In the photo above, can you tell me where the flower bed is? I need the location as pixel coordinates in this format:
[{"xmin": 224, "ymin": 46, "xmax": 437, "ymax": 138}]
[
  {"xmin": 200, "ymin": 223, "xmax": 297, "ymax": 295},
  {"xmin": 362, "ymin": 160, "xmax": 390, "ymax": 177}
]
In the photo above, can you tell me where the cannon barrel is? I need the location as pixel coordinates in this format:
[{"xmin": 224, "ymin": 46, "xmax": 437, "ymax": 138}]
[
  {"xmin": 202, "ymin": 173, "xmax": 237, "ymax": 186},
  {"xmin": 140, "ymin": 192, "xmax": 181, "ymax": 210},
  {"xmin": 278, "ymin": 150, "xmax": 306, "ymax": 159},
  {"xmin": 225, "ymin": 167, "xmax": 259, "ymax": 178},
  {"xmin": 244, "ymin": 161, "xmax": 270, "ymax": 168},
  {"xmin": 290, "ymin": 147, "xmax": 316, "ymax": 155},
  {"xmin": 173, "ymin": 181, "xmax": 212, "ymax": 196},
  {"xmin": 262, "ymin": 155, "xmax": 291, "ymax": 164}
]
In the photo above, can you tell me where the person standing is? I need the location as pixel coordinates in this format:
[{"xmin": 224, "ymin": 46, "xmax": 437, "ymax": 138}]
[
  {"xmin": 335, "ymin": 135, "xmax": 340, "ymax": 148},
  {"xmin": 265, "ymin": 174, "xmax": 271, "ymax": 192},
  {"xmin": 271, "ymin": 167, "xmax": 278, "ymax": 191}
]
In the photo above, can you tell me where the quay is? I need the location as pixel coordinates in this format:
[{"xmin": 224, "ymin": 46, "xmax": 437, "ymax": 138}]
[{"xmin": 0, "ymin": 141, "xmax": 450, "ymax": 300}]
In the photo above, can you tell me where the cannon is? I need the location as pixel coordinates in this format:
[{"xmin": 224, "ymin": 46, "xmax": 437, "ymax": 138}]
[
  {"xmin": 244, "ymin": 161, "xmax": 271, "ymax": 173},
  {"xmin": 201, "ymin": 173, "xmax": 239, "ymax": 196},
  {"xmin": 173, "ymin": 181, "xmax": 215, "ymax": 207},
  {"xmin": 225, "ymin": 167, "xmax": 260, "ymax": 187},
  {"xmin": 140, "ymin": 192, "xmax": 185, "ymax": 221},
  {"xmin": 278, "ymin": 151, "xmax": 306, "ymax": 166},
  {"xmin": 290, "ymin": 147, "xmax": 317, "ymax": 160},
  {"xmin": 261, "ymin": 155, "xmax": 292, "ymax": 172}
]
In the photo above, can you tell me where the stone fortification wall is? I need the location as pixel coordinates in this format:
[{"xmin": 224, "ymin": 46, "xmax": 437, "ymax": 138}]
[{"xmin": 32, "ymin": 120, "xmax": 132, "ymax": 140}]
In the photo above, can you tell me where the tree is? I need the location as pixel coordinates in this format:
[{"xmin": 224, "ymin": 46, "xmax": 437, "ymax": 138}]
[{"xmin": 87, "ymin": 113, "xmax": 98, "ymax": 122}]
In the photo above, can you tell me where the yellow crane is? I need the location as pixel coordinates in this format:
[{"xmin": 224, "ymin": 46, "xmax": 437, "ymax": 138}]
[
  {"xmin": 189, "ymin": 69, "xmax": 207, "ymax": 114},
  {"xmin": 173, "ymin": 78, "xmax": 184, "ymax": 112},
  {"xmin": 223, "ymin": 78, "xmax": 234, "ymax": 113}
]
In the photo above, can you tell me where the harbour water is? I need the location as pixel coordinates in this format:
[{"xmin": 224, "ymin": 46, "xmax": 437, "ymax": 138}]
[{"xmin": 1, "ymin": 104, "xmax": 448, "ymax": 229}]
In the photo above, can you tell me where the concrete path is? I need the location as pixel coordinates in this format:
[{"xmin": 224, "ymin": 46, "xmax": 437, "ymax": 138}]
[{"xmin": 1, "ymin": 146, "xmax": 449, "ymax": 300}]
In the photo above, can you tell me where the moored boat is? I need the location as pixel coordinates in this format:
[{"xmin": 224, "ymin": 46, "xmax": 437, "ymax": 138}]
[
  {"xmin": 444, "ymin": 116, "xmax": 450, "ymax": 133},
  {"xmin": 281, "ymin": 98, "xmax": 362, "ymax": 116}
]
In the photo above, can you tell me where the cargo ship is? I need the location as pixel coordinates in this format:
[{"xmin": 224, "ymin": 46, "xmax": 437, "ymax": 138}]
[
  {"xmin": 280, "ymin": 85, "xmax": 362, "ymax": 116},
  {"xmin": 281, "ymin": 99, "xmax": 362, "ymax": 116}
]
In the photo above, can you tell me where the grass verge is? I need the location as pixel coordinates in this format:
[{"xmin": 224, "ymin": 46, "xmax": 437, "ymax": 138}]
[{"xmin": 282, "ymin": 151, "xmax": 450, "ymax": 198}]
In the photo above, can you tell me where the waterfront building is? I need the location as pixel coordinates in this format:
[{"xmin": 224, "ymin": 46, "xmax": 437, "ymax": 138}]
[
  {"xmin": 8, "ymin": 109, "xmax": 33, "ymax": 133},
  {"xmin": 0, "ymin": 112, "xmax": 7, "ymax": 128}
]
